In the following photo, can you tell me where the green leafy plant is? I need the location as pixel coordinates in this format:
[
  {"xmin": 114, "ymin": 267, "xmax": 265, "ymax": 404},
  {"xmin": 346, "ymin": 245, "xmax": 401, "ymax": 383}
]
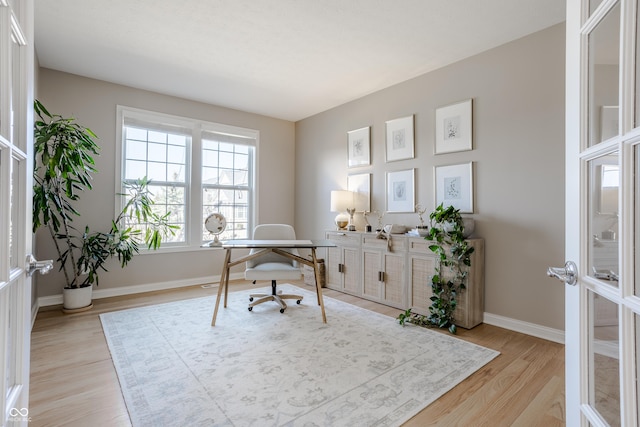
[
  {"xmin": 398, "ymin": 203, "xmax": 474, "ymax": 334},
  {"xmin": 32, "ymin": 100, "xmax": 176, "ymax": 289}
]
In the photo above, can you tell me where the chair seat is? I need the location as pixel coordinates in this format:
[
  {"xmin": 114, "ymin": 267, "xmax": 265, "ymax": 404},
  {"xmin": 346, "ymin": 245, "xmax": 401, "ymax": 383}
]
[{"xmin": 245, "ymin": 262, "xmax": 302, "ymax": 281}]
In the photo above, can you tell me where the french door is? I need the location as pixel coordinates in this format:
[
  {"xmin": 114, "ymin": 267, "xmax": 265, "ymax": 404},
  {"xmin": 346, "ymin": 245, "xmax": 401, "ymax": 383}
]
[
  {"xmin": 0, "ymin": 0, "xmax": 34, "ymax": 425},
  {"xmin": 565, "ymin": 0, "xmax": 640, "ymax": 425}
]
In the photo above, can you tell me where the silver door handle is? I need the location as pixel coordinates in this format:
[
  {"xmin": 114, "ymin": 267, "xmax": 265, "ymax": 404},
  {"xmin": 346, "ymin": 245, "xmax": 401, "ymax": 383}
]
[
  {"xmin": 547, "ymin": 261, "xmax": 578, "ymax": 285},
  {"xmin": 26, "ymin": 254, "xmax": 53, "ymax": 276}
]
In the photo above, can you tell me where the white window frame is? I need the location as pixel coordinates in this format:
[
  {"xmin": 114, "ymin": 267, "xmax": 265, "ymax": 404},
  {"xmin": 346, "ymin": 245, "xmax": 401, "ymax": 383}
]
[{"xmin": 115, "ymin": 106, "xmax": 258, "ymax": 252}]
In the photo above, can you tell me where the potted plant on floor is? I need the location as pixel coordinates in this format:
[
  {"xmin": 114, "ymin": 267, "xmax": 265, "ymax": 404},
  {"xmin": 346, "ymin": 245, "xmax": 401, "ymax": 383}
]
[
  {"xmin": 398, "ymin": 203, "xmax": 474, "ymax": 333},
  {"xmin": 32, "ymin": 100, "xmax": 176, "ymax": 312}
]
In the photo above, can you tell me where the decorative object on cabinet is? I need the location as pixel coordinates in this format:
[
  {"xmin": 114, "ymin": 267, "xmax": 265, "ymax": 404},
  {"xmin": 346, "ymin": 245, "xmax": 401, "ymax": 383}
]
[
  {"xmin": 434, "ymin": 162, "xmax": 474, "ymax": 213},
  {"xmin": 398, "ymin": 204, "xmax": 474, "ymax": 334},
  {"xmin": 435, "ymin": 99, "xmax": 473, "ymax": 154},
  {"xmin": 323, "ymin": 230, "xmax": 484, "ymax": 330},
  {"xmin": 385, "ymin": 115, "xmax": 414, "ymax": 162},
  {"xmin": 372, "ymin": 209, "xmax": 385, "ymax": 231},
  {"xmin": 347, "ymin": 126, "xmax": 370, "ymax": 168},
  {"xmin": 415, "ymin": 203, "xmax": 428, "ymax": 228},
  {"xmin": 347, "ymin": 173, "xmax": 371, "ymax": 212},
  {"xmin": 386, "ymin": 168, "xmax": 415, "ymax": 213},
  {"xmin": 330, "ymin": 190, "xmax": 353, "ymax": 230}
]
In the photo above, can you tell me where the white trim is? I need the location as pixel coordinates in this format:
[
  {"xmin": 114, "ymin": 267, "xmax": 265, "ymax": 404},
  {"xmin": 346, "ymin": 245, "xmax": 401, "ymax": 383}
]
[
  {"xmin": 36, "ymin": 272, "xmax": 245, "ymax": 307},
  {"xmin": 483, "ymin": 312, "xmax": 565, "ymax": 344}
]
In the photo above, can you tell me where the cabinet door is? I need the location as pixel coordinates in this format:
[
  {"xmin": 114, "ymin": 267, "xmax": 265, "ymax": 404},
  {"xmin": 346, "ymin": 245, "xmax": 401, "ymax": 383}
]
[
  {"xmin": 362, "ymin": 249, "xmax": 382, "ymax": 300},
  {"xmin": 408, "ymin": 254, "xmax": 438, "ymax": 315},
  {"xmin": 382, "ymin": 253, "xmax": 404, "ymax": 307},
  {"xmin": 342, "ymin": 248, "xmax": 360, "ymax": 294},
  {"xmin": 325, "ymin": 246, "xmax": 343, "ymax": 291}
]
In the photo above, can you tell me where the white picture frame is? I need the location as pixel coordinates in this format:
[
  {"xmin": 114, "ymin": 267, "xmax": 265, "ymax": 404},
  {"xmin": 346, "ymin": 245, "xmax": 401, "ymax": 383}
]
[
  {"xmin": 347, "ymin": 126, "xmax": 370, "ymax": 168},
  {"xmin": 347, "ymin": 173, "xmax": 371, "ymax": 212},
  {"xmin": 435, "ymin": 99, "xmax": 473, "ymax": 154},
  {"xmin": 435, "ymin": 162, "xmax": 474, "ymax": 213},
  {"xmin": 386, "ymin": 169, "xmax": 415, "ymax": 213},
  {"xmin": 385, "ymin": 115, "xmax": 414, "ymax": 162}
]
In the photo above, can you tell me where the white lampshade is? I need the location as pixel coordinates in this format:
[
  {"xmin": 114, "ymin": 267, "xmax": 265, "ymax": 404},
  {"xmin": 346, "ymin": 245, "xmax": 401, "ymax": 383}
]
[{"xmin": 330, "ymin": 190, "xmax": 354, "ymax": 212}]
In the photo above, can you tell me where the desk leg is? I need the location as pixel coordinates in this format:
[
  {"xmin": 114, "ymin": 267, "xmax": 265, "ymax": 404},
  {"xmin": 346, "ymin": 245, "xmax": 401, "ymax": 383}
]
[
  {"xmin": 211, "ymin": 248, "xmax": 231, "ymax": 326},
  {"xmin": 311, "ymin": 248, "xmax": 327, "ymax": 323}
]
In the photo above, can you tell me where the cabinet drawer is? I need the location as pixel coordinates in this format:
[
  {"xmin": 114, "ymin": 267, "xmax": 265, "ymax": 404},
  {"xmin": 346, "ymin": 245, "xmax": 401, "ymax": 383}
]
[
  {"xmin": 326, "ymin": 231, "xmax": 360, "ymax": 246},
  {"xmin": 408, "ymin": 238, "xmax": 433, "ymax": 254},
  {"xmin": 362, "ymin": 234, "xmax": 407, "ymax": 251}
]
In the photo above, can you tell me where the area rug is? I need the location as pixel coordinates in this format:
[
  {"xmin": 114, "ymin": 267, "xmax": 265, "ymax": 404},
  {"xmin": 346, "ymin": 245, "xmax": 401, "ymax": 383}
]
[{"xmin": 100, "ymin": 285, "xmax": 499, "ymax": 426}]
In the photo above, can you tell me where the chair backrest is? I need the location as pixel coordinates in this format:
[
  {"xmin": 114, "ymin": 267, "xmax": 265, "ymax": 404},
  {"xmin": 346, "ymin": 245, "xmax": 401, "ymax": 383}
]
[{"xmin": 247, "ymin": 224, "xmax": 299, "ymax": 268}]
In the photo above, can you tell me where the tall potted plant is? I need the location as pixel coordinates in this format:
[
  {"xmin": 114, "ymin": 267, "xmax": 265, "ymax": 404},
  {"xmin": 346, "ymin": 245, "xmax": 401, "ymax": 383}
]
[
  {"xmin": 32, "ymin": 100, "xmax": 176, "ymax": 312},
  {"xmin": 398, "ymin": 204, "xmax": 474, "ymax": 333}
]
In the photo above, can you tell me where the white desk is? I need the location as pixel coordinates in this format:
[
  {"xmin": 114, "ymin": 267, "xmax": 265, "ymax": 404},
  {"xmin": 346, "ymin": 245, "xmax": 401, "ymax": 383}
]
[{"xmin": 211, "ymin": 239, "xmax": 336, "ymax": 326}]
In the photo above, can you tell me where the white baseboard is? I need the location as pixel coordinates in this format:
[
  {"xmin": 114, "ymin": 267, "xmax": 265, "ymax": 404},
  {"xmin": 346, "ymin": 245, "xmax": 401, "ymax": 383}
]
[
  {"xmin": 36, "ymin": 272, "xmax": 245, "ymax": 308},
  {"xmin": 483, "ymin": 312, "xmax": 565, "ymax": 344}
]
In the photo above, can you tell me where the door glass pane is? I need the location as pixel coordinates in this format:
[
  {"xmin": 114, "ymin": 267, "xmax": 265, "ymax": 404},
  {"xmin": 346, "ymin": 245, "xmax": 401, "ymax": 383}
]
[
  {"xmin": 11, "ymin": 30, "xmax": 21, "ymax": 149},
  {"xmin": 9, "ymin": 156, "xmax": 18, "ymax": 269},
  {"xmin": 636, "ymin": 313, "xmax": 640, "ymax": 424},
  {"xmin": 589, "ymin": 3, "xmax": 620, "ymax": 147},
  {"xmin": 589, "ymin": 152, "xmax": 620, "ymax": 286},
  {"xmin": 590, "ymin": 290, "xmax": 620, "ymax": 425},
  {"xmin": 637, "ymin": 145, "xmax": 640, "ymax": 296},
  {"xmin": 590, "ymin": 0, "xmax": 606, "ymax": 15}
]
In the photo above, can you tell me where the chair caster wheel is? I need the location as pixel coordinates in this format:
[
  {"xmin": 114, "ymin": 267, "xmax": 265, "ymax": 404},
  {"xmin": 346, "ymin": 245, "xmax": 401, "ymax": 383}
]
[
  {"xmin": 296, "ymin": 300, "xmax": 301, "ymax": 305},
  {"xmin": 249, "ymin": 297, "xmax": 254, "ymax": 302},
  {"xmin": 248, "ymin": 307, "xmax": 253, "ymax": 311},
  {"xmin": 280, "ymin": 308, "xmax": 285, "ymax": 313}
]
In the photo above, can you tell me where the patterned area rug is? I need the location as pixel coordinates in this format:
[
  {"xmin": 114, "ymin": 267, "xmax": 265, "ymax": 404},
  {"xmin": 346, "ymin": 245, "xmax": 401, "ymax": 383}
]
[{"xmin": 100, "ymin": 285, "xmax": 499, "ymax": 426}]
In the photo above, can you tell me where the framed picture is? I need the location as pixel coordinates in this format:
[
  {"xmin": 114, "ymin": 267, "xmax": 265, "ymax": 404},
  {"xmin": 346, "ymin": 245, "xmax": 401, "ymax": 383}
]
[
  {"xmin": 386, "ymin": 169, "xmax": 415, "ymax": 213},
  {"xmin": 435, "ymin": 162, "xmax": 474, "ymax": 213},
  {"xmin": 435, "ymin": 99, "xmax": 473, "ymax": 154},
  {"xmin": 385, "ymin": 115, "xmax": 414, "ymax": 162},
  {"xmin": 347, "ymin": 173, "xmax": 371, "ymax": 212},
  {"xmin": 347, "ymin": 126, "xmax": 370, "ymax": 168}
]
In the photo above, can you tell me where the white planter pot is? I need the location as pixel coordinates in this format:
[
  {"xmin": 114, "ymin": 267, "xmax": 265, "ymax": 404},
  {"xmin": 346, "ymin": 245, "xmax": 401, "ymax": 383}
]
[{"xmin": 62, "ymin": 285, "xmax": 93, "ymax": 313}]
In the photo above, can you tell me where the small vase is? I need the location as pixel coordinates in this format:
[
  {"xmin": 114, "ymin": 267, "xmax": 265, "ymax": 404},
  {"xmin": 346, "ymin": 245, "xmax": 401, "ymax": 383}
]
[{"xmin": 62, "ymin": 285, "xmax": 93, "ymax": 313}]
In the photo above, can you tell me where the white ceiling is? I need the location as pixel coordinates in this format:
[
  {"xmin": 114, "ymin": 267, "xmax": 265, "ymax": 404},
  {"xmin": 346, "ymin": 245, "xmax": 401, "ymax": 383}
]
[{"xmin": 34, "ymin": 1, "xmax": 566, "ymax": 122}]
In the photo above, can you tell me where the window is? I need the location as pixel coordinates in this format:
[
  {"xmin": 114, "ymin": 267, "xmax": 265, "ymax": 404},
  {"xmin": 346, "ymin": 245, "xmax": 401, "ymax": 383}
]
[{"xmin": 117, "ymin": 106, "xmax": 257, "ymax": 250}]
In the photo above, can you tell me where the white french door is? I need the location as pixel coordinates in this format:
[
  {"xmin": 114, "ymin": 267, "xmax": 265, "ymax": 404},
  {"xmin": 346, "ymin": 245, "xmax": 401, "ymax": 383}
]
[
  {"xmin": 0, "ymin": 0, "xmax": 34, "ymax": 426},
  {"xmin": 565, "ymin": 0, "xmax": 640, "ymax": 425}
]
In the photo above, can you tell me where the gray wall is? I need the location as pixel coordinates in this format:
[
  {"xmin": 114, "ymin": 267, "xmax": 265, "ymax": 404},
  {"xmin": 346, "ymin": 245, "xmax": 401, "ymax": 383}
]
[
  {"xmin": 35, "ymin": 69, "xmax": 295, "ymax": 298},
  {"xmin": 294, "ymin": 24, "xmax": 566, "ymax": 330}
]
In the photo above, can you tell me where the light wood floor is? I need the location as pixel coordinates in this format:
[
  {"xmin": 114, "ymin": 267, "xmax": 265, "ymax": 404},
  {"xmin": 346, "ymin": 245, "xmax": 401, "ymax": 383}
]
[{"xmin": 29, "ymin": 280, "xmax": 565, "ymax": 426}]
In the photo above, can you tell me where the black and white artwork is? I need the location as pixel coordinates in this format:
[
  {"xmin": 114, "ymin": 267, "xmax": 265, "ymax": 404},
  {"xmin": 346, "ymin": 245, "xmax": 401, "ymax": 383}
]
[
  {"xmin": 386, "ymin": 169, "xmax": 414, "ymax": 213},
  {"xmin": 435, "ymin": 99, "xmax": 472, "ymax": 154},
  {"xmin": 435, "ymin": 162, "xmax": 473, "ymax": 213},
  {"xmin": 347, "ymin": 126, "xmax": 370, "ymax": 168},
  {"xmin": 386, "ymin": 115, "xmax": 414, "ymax": 162}
]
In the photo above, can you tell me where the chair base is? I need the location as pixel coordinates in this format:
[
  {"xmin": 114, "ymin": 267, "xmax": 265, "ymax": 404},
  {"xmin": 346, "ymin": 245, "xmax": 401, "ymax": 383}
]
[{"xmin": 248, "ymin": 281, "xmax": 303, "ymax": 313}]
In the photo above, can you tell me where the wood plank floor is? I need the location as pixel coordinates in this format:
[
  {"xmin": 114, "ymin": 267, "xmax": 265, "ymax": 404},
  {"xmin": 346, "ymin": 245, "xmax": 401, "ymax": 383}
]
[{"xmin": 29, "ymin": 280, "xmax": 565, "ymax": 426}]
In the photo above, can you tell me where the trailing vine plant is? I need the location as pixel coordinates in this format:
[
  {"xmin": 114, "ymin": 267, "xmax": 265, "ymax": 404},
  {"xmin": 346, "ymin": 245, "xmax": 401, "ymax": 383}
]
[{"xmin": 398, "ymin": 203, "xmax": 474, "ymax": 334}]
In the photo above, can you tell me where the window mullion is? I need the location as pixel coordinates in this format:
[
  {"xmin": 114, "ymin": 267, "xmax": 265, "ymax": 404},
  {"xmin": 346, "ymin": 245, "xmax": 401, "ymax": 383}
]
[{"xmin": 190, "ymin": 125, "xmax": 202, "ymax": 246}]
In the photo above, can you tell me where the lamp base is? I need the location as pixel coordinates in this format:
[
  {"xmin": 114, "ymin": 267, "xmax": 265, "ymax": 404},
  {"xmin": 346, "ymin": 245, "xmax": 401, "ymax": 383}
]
[{"xmin": 334, "ymin": 213, "xmax": 349, "ymax": 230}]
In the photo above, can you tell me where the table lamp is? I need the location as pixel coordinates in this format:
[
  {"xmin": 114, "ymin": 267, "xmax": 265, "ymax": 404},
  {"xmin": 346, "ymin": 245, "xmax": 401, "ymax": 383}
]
[{"xmin": 330, "ymin": 190, "xmax": 353, "ymax": 230}]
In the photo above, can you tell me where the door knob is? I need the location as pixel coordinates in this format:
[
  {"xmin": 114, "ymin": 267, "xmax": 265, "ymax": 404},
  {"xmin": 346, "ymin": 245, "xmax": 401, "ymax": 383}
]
[
  {"xmin": 547, "ymin": 261, "xmax": 578, "ymax": 285},
  {"xmin": 26, "ymin": 254, "xmax": 53, "ymax": 276}
]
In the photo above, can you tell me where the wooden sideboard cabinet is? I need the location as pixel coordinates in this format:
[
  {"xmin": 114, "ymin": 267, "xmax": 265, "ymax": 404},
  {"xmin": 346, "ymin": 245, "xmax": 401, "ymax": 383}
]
[{"xmin": 324, "ymin": 231, "xmax": 485, "ymax": 329}]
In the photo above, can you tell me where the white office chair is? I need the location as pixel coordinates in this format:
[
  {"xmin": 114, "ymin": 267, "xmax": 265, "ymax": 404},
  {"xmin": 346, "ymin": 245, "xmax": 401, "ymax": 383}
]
[{"xmin": 245, "ymin": 224, "xmax": 303, "ymax": 313}]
